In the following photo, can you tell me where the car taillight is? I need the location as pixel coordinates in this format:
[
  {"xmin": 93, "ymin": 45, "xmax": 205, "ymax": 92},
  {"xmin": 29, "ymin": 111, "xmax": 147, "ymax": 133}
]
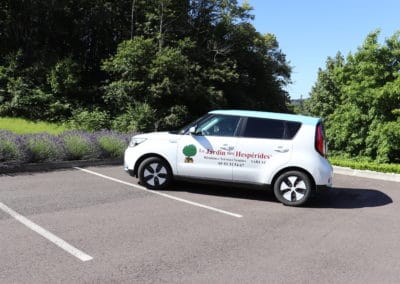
[{"xmin": 315, "ymin": 123, "xmax": 326, "ymax": 157}]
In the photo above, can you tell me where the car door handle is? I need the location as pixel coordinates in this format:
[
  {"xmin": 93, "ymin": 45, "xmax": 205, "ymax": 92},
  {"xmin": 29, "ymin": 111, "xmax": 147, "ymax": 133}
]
[
  {"xmin": 220, "ymin": 145, "xmax": 234, "ymax": 151},
  {"xmin": 274, "ymin": 147, "xmax": 289, "ymax": 153}
]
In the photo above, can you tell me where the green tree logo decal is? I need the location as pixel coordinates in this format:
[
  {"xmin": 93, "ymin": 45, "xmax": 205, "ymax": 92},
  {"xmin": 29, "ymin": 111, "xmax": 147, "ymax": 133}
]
[{"xmin": 183, "ymin": 144, "xmax": 197, "ymax": 163}]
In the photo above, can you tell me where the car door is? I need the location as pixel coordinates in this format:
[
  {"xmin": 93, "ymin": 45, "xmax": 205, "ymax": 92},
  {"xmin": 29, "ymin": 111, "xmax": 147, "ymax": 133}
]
[
  {"xmin": 233, "ymin": 117, "xmax": 294, "ymax": 184},
  {"xmin": 176, "ymin": 115, "xmax": 240, "ymax": 181}
]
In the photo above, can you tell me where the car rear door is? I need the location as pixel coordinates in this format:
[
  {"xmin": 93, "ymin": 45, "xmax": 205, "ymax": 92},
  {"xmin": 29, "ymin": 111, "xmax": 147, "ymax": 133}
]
[{"xmin": 233, "ymin": 117, "xmax": 297, "ymax": 184}]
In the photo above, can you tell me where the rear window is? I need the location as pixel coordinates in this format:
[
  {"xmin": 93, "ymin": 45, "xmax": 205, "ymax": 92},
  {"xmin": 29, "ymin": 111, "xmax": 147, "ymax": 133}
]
[
  {"xmin": 242, "ymin": 117, "xmax": 301, "ymax": 139},
  {"xmin": 286, "ymin": 121, "xmax": 302, "ymax": 139}
]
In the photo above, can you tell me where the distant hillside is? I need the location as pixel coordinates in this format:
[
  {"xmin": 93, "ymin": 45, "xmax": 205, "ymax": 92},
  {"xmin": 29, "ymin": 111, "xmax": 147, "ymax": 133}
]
[{"xmin": 290, "ymin": 98, "xmax": 309, "ymax": 106}]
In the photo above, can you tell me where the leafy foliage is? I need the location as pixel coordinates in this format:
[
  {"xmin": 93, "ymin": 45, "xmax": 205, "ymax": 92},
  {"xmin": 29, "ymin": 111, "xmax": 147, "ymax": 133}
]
[
  {"xmin": 161, "ymin": 105, "xmax": 189, "ymax": 129},
  {"xmin": 1, "ymin": 0, "xmax": 292, "ymax": 129},
  {"xmin": 111, "ymin": 103, "xmax": 157, "ymax": 132},
  {"xmin": 68, "ymin": 109, "xmax": 111, "ymax": 132},
  {"xmin": 306, "ymin": 30, "xmax": 400, "ymax": 163},
  {"xmin": 0, "ymin": 51, "xmax": 73, "ymax": 120},
  {"xmin": 330, "ymin": 156, "xmax": 400, "ymax": 174}
]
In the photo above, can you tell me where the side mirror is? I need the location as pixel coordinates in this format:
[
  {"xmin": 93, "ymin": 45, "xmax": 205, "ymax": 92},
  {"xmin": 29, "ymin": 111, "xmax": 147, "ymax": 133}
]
[{"xmin": 189, "ymin": 126, "xmax": 197, "ymax": 135}]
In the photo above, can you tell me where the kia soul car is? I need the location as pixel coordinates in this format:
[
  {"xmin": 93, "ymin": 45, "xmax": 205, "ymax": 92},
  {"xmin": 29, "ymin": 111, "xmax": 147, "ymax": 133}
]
[{"xmin": 124, "ymin": 110, "xmax": 333, "ymax": 206}]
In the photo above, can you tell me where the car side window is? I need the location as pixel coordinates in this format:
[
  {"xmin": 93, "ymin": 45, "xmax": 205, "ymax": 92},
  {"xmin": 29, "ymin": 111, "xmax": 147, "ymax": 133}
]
[
  {"xmin": 286, "ymin": 121, "xmax": 302, "ymax": 139},
  {"xmin": 196, "ymin": 115, "xmax": 240, "ymax": 137},
  {"xmin": 243, "ymin": 117, "xmax": 285, "ymax": 139}
]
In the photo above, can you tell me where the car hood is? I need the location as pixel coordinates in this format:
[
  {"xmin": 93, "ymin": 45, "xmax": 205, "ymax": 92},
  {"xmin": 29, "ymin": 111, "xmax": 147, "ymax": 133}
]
[{"xmin": 132, "ymin": 131, "xmax": 175, "ymax": 140}]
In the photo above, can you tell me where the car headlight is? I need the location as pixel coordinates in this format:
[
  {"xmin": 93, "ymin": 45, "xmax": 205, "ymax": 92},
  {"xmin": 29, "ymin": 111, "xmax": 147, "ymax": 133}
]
[{"xmin": 129, "ymin": 137, "xmax": 147, "ymax": 147}]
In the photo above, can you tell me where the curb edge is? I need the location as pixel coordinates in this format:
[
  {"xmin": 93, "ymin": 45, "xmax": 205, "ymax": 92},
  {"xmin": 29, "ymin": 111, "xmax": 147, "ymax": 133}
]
[
  {"xmin": 0, "ymin": 159, "xmax": 123, "ymax": 175},
  {"xmin": 333, "ymin": 166, "xmax": 400, "ymax": 183}
]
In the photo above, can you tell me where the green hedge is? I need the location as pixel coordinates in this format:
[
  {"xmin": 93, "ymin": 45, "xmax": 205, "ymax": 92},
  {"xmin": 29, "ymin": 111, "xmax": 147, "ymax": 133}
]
[{"xmin": 329, "ymin": 156, "xmax": 400, "ymax": 174}]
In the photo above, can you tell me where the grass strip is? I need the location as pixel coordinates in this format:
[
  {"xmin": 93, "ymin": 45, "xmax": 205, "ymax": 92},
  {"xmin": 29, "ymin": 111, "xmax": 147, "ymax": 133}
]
[{"xmin": 0, "ymin": 117, "xmax": 69, "ymax": 134}]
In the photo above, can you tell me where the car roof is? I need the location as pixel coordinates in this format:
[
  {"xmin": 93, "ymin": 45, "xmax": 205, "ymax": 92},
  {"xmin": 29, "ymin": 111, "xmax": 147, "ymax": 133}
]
[{"xmin": 209, "ymin": 110, "xmax": 320, "ymax": 125}]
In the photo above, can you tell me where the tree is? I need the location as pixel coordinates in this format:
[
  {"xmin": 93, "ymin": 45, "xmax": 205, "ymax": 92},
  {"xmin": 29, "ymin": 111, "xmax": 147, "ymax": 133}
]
[
  {"xmin": 1, "ymin": 0, "xmax": 292, "ymax": 127},
  {"xmin": 305, "ymin": 52, "xmax": 344, "ymax": 117},
  {"xmin": 307, "ymin": 30, "xmax": 400, "ymax": 162},
  {"xmin": 101, "ymin": 36, "xmax": 201, "ymax": 128}
]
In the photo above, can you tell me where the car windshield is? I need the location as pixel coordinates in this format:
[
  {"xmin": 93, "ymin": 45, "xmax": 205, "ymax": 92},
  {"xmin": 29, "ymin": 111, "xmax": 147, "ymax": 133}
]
[{"xmin": 169, "ymin": 114, "xmax": 211, "ymax": 135}]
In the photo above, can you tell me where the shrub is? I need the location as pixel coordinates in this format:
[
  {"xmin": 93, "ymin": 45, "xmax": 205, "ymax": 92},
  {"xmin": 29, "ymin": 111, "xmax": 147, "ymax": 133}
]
[
  {"xmin": 96, "ymin": 131, "xmax": 130, "ymax": 158},
  {"xmin": 68, "ymin": 109, "xmax": 110, "ymax": 132},
  {"xmin": 0, "ymin": 130, "xmax": 25, "ymax": 162},
  {"xmin": 160, "ymin": 105, "xmax": 189, "ymax": 130},
  {"xmin": 62, "ymin": 131, "xmax": 101, "ymax": 160},
  {"xmin": 24, "ymin": 133, "xmax": 65, "ymax": 162},
  {"xmin": 0, "ymin": 128, "xmax": 135, "ymax": 164},
  {"xmin": 112, "ymin": 103, "xmax": 156, "ymax": 132},
  {"xmin": 329, "ymin": 156, "xmax": 400, "ymax": 174},
  {"xmin": 111, "ymin": 113, "xmax": 133, "ymax": 133},
  {"xmin": 366, "ymin": 119, "xmax": 400, "ymax": 163},
  {"xmin": 47, "ymin": 57, "xmax": 80, "ymax": 95}
]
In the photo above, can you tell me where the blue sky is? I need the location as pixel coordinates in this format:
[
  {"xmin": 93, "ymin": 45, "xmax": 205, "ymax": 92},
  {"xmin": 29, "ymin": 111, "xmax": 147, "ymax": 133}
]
[{"xmin": 243, "ymin": 0, "xmax": 400, "ymax": 99}]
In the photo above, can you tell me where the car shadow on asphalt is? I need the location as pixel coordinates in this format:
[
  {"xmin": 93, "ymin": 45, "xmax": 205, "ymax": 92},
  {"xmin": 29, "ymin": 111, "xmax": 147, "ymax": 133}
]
[
  {"xmin": 309, "ymin": 187, "xmax": 393, "ymax": 209},
  {"xmin": 167, "ymin": 182, "xmax": 393, "ymax": 209},
  {"xmin": 169, "ymin": 181, "xmax": 277, "ymax": 202}
]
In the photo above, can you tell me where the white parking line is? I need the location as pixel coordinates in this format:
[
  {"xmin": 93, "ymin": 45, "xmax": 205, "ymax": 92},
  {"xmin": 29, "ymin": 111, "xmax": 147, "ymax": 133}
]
[
  {"xmin": 74, "ymin": 167, "xmax": 243, "ymax": 218},
  {"xmin": 0, "ymin": 202, "xmax": 93, "ymax": 262}
]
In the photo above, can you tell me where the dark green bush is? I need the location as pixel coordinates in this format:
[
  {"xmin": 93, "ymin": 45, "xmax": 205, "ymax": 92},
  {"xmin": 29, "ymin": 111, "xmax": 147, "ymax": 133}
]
[
  {"xmin": 112, "ymin": 103, "xmax": 156, "ymax": 132},
  {"xmin": 160, "ymin": 105, "xmax": 189, "ymax": 130},
  {"xmin": 366, "ymin": 119, "xmax": 400, "ymax": 163},
  {"xmin": 68, "ymin": 109, "xmax": 111, "ymax": 132},
  {"xmin": 329, "ymin": 156, "xmax": 400, "ymax": 174}
]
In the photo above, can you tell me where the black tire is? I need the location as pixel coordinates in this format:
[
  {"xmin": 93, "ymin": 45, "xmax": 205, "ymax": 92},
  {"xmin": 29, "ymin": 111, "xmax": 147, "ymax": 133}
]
[
  {"xmin": 138, "ymin": 157, "xmax": 172, "ymax": 190},
  {"xmin": 273, "ymin": 170, "xmax": 312, "ymax": 206}
]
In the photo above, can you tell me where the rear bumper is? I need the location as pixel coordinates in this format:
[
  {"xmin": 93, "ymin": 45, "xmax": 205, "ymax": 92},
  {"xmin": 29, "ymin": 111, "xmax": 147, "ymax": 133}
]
[{"xmin": 314, "ymin": 157, "xmax": 333, "ymax": 189}]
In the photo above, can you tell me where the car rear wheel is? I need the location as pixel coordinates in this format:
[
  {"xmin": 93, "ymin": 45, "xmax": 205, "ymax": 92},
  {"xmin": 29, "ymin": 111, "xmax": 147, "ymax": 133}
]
[
  {"xmin": 138, "ymin": 157, "xmax": 172, "ymax": 189},
  {"xmin": 273, "ymin": 170, "xmax": 312, "ymax": 206}
]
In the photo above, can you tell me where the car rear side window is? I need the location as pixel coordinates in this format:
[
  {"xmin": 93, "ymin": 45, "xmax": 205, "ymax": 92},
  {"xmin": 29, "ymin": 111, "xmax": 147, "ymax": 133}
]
[
  {"xmin": 286, "ymin": 121, "xmax": 302, "ymax": 139},
  {"xmin": 243, "ymin": 117, "xmax": 285, "ymax": 139},
  {"xmin": 242, "ymin": 118, "xmax": 301, "ymax": 139}
]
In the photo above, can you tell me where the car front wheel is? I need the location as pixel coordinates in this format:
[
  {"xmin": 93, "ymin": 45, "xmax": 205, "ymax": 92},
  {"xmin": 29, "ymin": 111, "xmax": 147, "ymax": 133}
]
[
  {"xmin": 273, "ymin": 170, "xmax": 312, "ymax": 206},
  {"xmin": 138, "ymin": 157, "xmax": 172, "ymax": 189}
]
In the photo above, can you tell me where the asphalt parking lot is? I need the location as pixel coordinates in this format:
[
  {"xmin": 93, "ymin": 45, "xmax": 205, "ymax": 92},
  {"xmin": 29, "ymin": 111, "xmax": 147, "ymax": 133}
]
[{"xmin": 1, "ymin": 165, "xmax": 400, "ymax": 283}]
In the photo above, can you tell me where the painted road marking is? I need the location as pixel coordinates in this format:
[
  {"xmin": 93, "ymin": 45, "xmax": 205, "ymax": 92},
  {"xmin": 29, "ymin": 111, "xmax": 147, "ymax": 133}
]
[
  {"xmin": 74, "ymin": 167, "xmax": 243, "ymax": 218},
  {"xmin": 0, "ymin": 202, "xmax": 93, "ymax": 262}
]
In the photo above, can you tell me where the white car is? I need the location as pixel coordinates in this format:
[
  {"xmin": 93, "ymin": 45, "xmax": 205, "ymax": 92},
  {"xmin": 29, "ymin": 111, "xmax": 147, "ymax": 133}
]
[{"xmin": 124, "ymin": 110, "xmax": 333, "ymax": 206}]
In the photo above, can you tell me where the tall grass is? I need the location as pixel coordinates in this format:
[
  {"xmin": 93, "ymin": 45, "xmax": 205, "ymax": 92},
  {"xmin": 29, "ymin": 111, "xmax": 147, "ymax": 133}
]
[{"xmin": 0, "ymin": 117, "xmax": 69, "ymax": 134}]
